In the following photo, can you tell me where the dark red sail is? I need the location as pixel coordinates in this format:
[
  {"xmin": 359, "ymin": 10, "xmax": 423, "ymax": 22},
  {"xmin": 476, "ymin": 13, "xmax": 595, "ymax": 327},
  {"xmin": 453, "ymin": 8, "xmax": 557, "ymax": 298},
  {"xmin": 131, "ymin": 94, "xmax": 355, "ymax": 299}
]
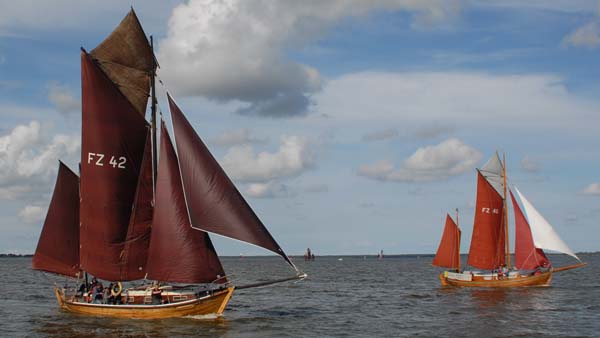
[
  {"xmin": 510, "ymin": 190, "xmax": 549, "ymax": 270},
  {"xmin": 80, "ymin": 51, "xmax": 150, "ymax": 281},
  {"xmin": 467, "ymin": 171, "xmax": 505, "ymax": 270},
  {"xmin": 146, "ymin": 122, "xmax": 226, "ymax": 283},
  {"xmin": 119, "ymin": 129, "xmax": 154, "ymax": 279},
  {"xmin": 167, "ymin": 94, "xmax": 294, "ymax": 268},
  {"xmin": 90, "ymin": 9, "xmax": 154, "ymax": 116},
  {"xmin": 32, "ymin": 162, "xmax": 80, "ymax": 278},
  {"xmin": 432, "ymin": 214, "xmax": 461, "ymax": 269}
]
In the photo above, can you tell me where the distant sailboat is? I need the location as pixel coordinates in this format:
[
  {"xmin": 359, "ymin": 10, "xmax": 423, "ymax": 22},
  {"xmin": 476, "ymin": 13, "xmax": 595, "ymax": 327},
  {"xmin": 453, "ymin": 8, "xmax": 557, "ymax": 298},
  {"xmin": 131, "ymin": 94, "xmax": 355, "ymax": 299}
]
[
  {"xmin": 32, "ymin": 9, "xmax": 305, "ymax": 319},
  {"xmin": 433, "ymin": 153, "xmax": 585, "ymax": 287}
]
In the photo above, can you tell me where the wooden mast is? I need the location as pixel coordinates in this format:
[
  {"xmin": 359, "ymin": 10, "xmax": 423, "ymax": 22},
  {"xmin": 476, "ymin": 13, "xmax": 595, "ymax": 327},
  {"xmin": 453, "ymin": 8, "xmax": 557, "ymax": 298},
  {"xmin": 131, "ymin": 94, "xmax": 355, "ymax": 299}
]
[
  {"xmin": 456, "ymin": 208, "xmax": 461, "ymax": 272},
  {"xmin": 150, "ymin": 35, "xmax": 158, "ymax": 188},
  {"xmin": 503, "ymin": 152, "xmax": 511, "ymax": 269}
]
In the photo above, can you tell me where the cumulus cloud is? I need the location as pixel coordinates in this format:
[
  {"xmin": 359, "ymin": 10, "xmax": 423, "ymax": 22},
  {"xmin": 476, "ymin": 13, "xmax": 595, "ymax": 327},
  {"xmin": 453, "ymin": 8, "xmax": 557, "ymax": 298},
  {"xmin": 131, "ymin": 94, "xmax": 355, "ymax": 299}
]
[
  {"xmin": 358, "ymin": 138, "xmax": 481, "ymax": 182},
  {"xmin": 158, "ymin": 0, "xmax": 461, "ymax": 117},
  {"xmin": 581, "ymin": 183, "xmax": 600, "ymax": 195},
  {"xmin": 362, "ymin": 128, "xmax": 399, "ymax": 142},
  {"xmin": 18, "ymin": 205, "xmax": 46, "ymax": 224},
  {"xmin": 0, "ymin": 121, "xmax": 79, "ymax": 199},
  {"xmin": 48, "ymin": 82, "xmax": 80, "ymax": 115},
  {"xmin": 211, "ymin": 128, "xmax": 267, "ymax": 147},
  {"xmin": 520, "ymin": 155, "xmax": 540, "ymax": 173},
  {"xmin": 222, "ymin": 135, "xmax": 314, "ymax": 182},
  {"xmin": 562, "ymin": 22, "xmax": 600, "ymax": 49}
]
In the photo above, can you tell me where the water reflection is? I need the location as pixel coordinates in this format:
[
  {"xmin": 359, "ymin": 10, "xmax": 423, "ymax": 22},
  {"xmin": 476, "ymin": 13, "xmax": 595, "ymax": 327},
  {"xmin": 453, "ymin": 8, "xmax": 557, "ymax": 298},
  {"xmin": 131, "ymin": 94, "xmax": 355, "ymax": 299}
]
[{"xmin": 32, "ymin": 309, "xmax": 230, "ymax": 338}]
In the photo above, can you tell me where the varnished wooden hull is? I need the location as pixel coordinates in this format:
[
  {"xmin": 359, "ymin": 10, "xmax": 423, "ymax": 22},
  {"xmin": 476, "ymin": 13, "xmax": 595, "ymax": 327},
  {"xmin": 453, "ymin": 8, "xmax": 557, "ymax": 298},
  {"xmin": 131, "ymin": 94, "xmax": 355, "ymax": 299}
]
[
  {"xmin": 439, "ymin": 271, "xmax": 552, "ymax": 287},
  {"xmin": 54, "ymin": 286, "xmax": 234, "ymax": 319}
]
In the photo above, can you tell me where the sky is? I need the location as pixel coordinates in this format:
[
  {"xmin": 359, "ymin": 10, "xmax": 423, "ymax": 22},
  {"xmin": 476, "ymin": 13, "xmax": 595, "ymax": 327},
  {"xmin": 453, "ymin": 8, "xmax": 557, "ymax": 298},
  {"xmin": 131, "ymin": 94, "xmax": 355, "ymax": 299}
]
[{"xmin": 1, "ymin": 0, "xmax": 599, "ymax": 257}]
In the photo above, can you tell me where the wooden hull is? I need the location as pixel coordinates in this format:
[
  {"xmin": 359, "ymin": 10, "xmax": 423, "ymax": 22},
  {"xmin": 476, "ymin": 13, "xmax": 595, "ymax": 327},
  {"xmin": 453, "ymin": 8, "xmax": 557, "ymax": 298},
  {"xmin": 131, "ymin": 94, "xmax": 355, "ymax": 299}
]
[
  {"xmin": 54, "ymin": 286, "xmax": 234, "ymax": 319},
  {"xmin": 439, "ymin": 271, "xmax": 552, "ymax": 287}
]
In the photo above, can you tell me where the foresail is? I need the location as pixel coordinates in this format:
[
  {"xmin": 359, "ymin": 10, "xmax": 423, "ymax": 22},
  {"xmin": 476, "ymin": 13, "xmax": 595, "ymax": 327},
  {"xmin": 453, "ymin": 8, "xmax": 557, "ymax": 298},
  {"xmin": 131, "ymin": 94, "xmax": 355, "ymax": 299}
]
[
  {"xmin": 514, "ymin": 188, "xmax": 579, "ymax": 260},
  {"xmin": 119, "ymin": 129, "xmax": 154, "ymax": 280},
  {"xmin": 432, "ymin": 214, "xmax": 461, "ymax": 269},
  {"xmin": 146, "ymin": 121, "xmax": 226, "ymax": 284},
  {"xmin": 510, "ymin": 190, "xmax": 550, "ymax": 270},
  {"xmin": 480, "ymin": 152, "xmax": 504, "ymax": 196},
  {"xmin": 32, "ymin": 162, "xmax": 80, "ymax": 278},
  {"xmin": 90, "ymin": 9, "xmax": 154, "ymax": 116},
  {"xmin": 167, "ymin": 94, "xmax": 296, "ymax": 269},
  {"xmin": 79, "ymin": 52, "xmax": 151, "ymax": 281},
  {"xmin": 467, "ymin": 171, "xmax": 505, "ymax": 270}
]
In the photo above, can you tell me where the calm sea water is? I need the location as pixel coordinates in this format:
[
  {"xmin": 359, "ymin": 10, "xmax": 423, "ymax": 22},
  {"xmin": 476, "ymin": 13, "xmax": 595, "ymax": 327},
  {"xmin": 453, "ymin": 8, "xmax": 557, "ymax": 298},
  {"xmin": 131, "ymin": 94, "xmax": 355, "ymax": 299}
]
[{"xmin": 1, "ymin": 254, "xmax": 598, "ymax": 338}]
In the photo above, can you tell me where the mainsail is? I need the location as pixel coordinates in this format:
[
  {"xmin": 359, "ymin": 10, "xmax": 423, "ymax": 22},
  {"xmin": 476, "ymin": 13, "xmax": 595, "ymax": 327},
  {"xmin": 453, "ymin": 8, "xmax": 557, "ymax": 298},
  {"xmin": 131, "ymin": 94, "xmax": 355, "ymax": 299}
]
[
  {"xmin": 146, "ymin": 122, "xmax": 226, "ymax": 283},
  {"xmin": 510, "ymin": 190, "xmax": 549, "ymax": 270},
  {"xmin": 167, "ymin": 95, "xmax": 295, "ymax": 269},
  {"xmin": 79, "ymin": 51, "xmax": 151, "ymax": 281},
  {"xmin": 32, "ymin": 162, "xmax": 80, "ymax": 278},
  {"xmin": 514, "ymin": 188, "xmax": 579, "ymax": 260},
  {"xmin": 432, "ymin": 214, "xmax": 461, "ymax": 269},
  {"xmin": 467, "ymin": 171, "xmax": 505, "ymax": 270}
]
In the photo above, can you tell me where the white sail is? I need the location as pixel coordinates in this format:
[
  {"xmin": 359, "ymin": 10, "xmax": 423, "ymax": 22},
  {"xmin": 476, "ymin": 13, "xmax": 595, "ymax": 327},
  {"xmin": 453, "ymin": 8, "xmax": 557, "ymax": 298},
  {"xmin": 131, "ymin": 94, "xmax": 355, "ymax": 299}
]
[
  {"xmin": 514, "ymin": 187, "xmax": 579, "ymax": 261},
  {"xmin": 480, "ymin": 152, "xmax": 504, "ymax": 196}
]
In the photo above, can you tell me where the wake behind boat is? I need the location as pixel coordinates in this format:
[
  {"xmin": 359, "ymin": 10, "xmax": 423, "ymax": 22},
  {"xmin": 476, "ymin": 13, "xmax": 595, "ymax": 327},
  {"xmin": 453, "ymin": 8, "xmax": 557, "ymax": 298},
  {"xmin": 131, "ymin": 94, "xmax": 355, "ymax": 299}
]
[
  {"xmin": 32, "ymin": 9, "xmax": 305, "ymax": 319},
  {"xmin": 433, "ymin": 153, "xmax": 585, "ymax": 287}
]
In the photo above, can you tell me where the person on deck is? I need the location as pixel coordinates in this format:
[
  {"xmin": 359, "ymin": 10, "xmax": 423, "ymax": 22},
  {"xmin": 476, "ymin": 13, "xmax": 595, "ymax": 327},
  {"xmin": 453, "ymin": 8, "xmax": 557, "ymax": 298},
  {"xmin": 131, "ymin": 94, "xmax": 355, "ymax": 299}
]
[{"xmin": 92, "ymin": 282, "xmax": 104, "ymax": 304}]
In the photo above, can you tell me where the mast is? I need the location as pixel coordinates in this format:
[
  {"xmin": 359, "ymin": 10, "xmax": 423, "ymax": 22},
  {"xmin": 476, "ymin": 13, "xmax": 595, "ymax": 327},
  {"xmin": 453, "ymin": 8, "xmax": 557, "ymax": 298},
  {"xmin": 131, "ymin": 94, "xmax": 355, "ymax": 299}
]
[
  {"xmin": 150, "ymin": 35, "xmax": 158, "ymax": 188},
  {"xmin": 503, "ymin": 153, "xmax": 511, "ymax": 269},
  {"xmin": 456, "ymin": 208, "xmax": 460, "ymax": 272}
]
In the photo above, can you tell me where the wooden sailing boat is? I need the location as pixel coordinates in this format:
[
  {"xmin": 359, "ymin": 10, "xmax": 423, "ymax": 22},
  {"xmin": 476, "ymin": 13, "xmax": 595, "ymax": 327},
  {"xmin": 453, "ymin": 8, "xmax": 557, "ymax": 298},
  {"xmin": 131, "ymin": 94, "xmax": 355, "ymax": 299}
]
[
  {"xmin": 32, "ymin": 9, "xmax": 305, "ymax": 319},
  {"xmin": 433, "ymin": 153, "xmax": 585, "ymax": 287}
]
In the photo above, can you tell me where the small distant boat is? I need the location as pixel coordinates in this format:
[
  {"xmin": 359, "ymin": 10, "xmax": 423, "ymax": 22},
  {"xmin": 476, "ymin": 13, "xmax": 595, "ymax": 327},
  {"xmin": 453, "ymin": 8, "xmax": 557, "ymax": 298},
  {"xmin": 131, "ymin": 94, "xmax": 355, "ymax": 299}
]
[
  {"xmin": 32, "ymin": 9, "xmax": 305, "ymax": 319},
  {"xmin": 433, "ymin": 153, "xmax": 586, "ymax": 287}
]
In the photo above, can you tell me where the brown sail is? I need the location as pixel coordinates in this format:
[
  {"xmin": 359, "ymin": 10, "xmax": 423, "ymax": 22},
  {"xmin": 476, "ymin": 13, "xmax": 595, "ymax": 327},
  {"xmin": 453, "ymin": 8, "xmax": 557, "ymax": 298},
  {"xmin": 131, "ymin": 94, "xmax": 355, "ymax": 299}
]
[
  {"xmin": 167, "ymin": 94, "xmax": 294, "ymax": 268},
  {"xmin": 32, "ymin": 162, "xmax": 80, "ymax": 278},
  {"xmin": 432, "ymin": 214, "xmax": 461, "ymax": 269},
  {"xmin": 80, "ymin": 52, "xmax": 150, "ymax": 281},
  {"xmin": 119, "ymin": 129, "xmax": 154, "ymax": 279},
  {"xmin": 146, "ymin": 121, "xmax": 226, "ymax": 283},
  {"xmin": 90, "ymin": 9, "xmax": 154, "ymax": 116},
  {"xmin": 467, "ymin": 171, "xmax": 505, "ymax": 270},
  {"xmin": 510, "ymin": 190, "xmax": 549, "ymax": 270}
]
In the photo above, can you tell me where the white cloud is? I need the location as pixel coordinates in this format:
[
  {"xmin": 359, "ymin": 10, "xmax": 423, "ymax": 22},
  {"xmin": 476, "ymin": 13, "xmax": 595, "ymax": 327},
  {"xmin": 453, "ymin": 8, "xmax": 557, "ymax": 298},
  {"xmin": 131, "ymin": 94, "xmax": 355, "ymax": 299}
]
[
  {"xmin": 48, "ymin": 82, "xmax": 80, "ymax": 115},
  {"xmin": 362, "ymin": 128, "xmax": 399, "ymax": 142},
  {"xmin": 245, "ymin": 182, "xmax": 294, "ymax": 198},
  {"xmin": 18, "ymin": 205, "xmax": 46, "ymax": 224},
  {"xmin": 520, "ymin": 155, "xmax": 540, "ymax": 173},
  {"xmin": 314, "ymin": 71, "xmax": 598, "ymax": 130},
  {"xmin": 0, "ymin": 121, "xmax": 79, "ymax": 198},
  {"xmin": 222, "ymin": 135, "xmax": 314, "ymax": 182},
  {"xmin": 245, "ymin": 181, "xmax": 327, "ymax": 198},
  {"xmin": 563, "ymin": 22, "xmax": 600, "ymax": 49},
  {"xmin": 211, "ymin": 128, "xmax": 267, "ymax": 147},
  {"xmin": 158, "ymin": 0, "xmax": 461, "ymax": 117},
  {"xmin": 582, "ymin": 183, "xmax": 600, "ymax": 195},
  {"xmin": 358, "ymin": 138, "xmax": 481, "ymax": 182}
]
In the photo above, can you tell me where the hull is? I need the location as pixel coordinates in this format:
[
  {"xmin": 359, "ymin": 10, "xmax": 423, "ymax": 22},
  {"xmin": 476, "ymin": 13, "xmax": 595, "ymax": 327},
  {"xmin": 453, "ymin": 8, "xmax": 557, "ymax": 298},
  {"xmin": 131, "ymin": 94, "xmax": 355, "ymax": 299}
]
[
  {"xmin": 54, "ymin": 286, "xmax": 234, "ymax": 319},
  {"xmin": 439, "ymin": 271, "xmax": 552, "ymax": 287}
]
